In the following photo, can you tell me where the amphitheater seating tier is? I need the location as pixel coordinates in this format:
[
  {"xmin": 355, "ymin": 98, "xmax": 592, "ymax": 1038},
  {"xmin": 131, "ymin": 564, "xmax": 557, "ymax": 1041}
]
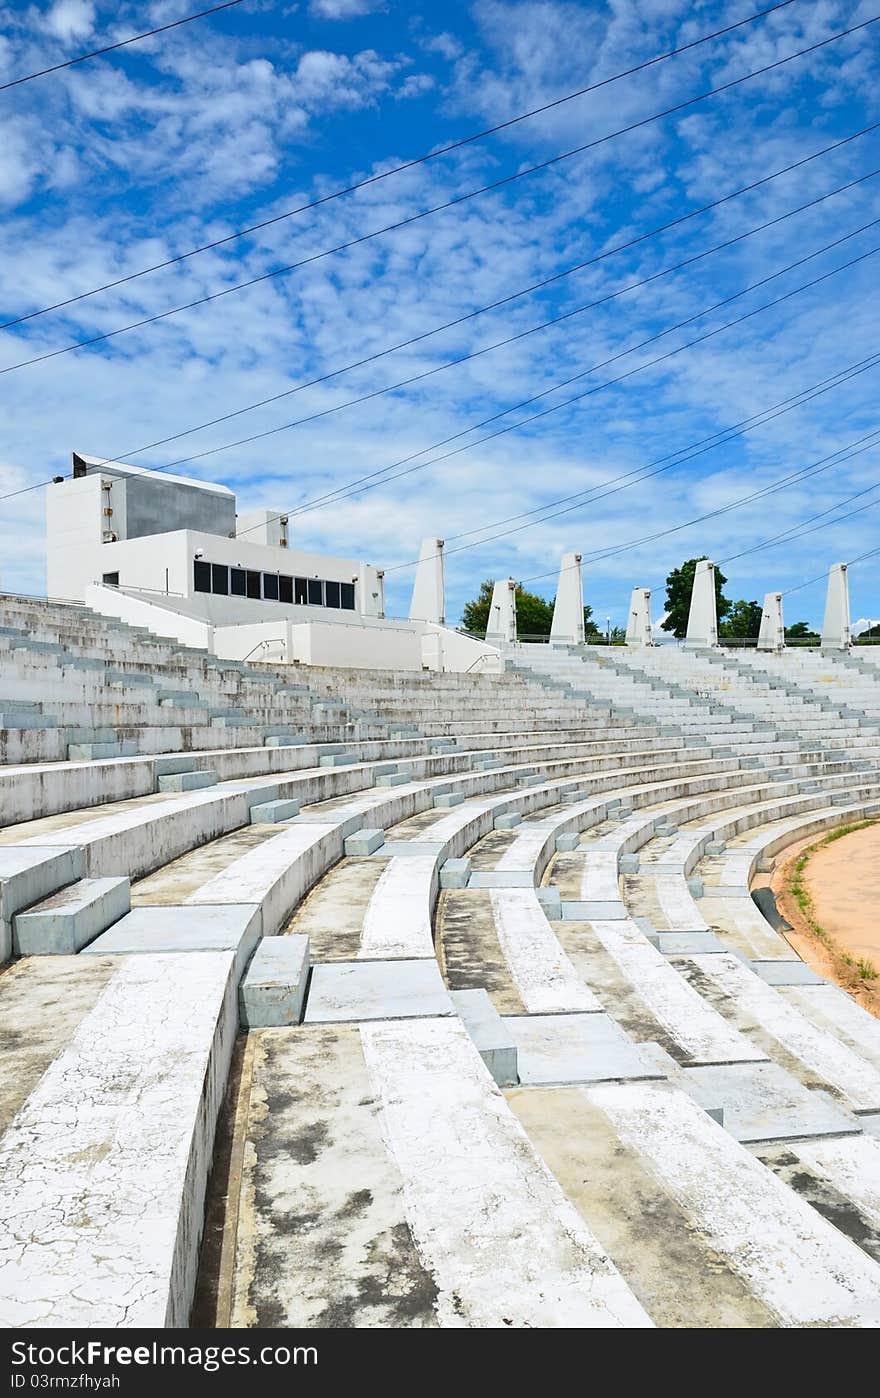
[{"xmin": 2, "ymin": 597, "xmax": 880, "ymax": 1329}]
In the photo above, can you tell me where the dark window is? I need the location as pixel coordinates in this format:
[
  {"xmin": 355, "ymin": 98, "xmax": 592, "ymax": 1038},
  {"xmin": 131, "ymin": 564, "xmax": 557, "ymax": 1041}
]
[
  {"xmin": 279, "ymin": 575, "xmax": 293, "ymax": 604},
  {"xmin": 230, "ymin": 568, "xmax": 246, "ymax": 597},
  {"xmin": 325, "ymin": 580, "xmax": 341, "ymax": 608},
  {"xmin": 307, "ymin": 578, "xmax": 323, "ymax": 606},
  {"xmin": 263, "ymin": 572, "xmax": 279, "ymax": 601},
  {"xmin": 340, "ymin": 582, "xmax": 356, "ymax": 610},
  {"xmin": 194, "ymin": 560, "xmax": 211, "ymax": 593},
  {"xmin": 294, "ymin": 577, "xmax": 308, "ymax": 605},
  {"xmin": 212, "ymin": 564, "xmax": 229, "ymax": 595},
  {"xmin": 246, "ymin": 570, "xmax": 261, "ymax": 599},
  {"xmin": 102, "ymin": 571, "xmax": 119, "ymax": 586}
]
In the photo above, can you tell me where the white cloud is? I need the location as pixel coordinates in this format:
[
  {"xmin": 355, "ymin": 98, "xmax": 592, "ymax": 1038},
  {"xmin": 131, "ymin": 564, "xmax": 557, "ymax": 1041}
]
[
  {"xmin": 42, "ymin": 0, "xmax": 95, "ymax": 43},
  {"xmin": 310, "ymin": 0, "xmax": 384, "ymax": 19}
]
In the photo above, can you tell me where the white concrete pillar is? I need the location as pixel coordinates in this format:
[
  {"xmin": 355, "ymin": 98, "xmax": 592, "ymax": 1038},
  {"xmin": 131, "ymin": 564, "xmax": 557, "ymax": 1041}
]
[
  {"xmin": 550, "ymin": 552, "xmax": 584, "ymax": 646},
  {"xmin": 485, "ymin": 577, "xmax": 517, "ymax": 645},
  {"xmin": 821, "ymin": 562, "xmax": 851, "ymax": 649},
  {"xmin": 358, "ymin": 564, "xmax": 385, "ymax": 618},
  {"xmin": 684, "ymin": 559, "xmax": 719, "ymax": 648},
  {"xmin": 625, "ymin": 587, "xmax": 653, "ymax": 647},
  {"xmin": 409, "ymin": 538, "xmax": 445, "ymax": 625},
  {"xmin": 757, "ymin": 592, "xmax": 785, "ymax": 651}
]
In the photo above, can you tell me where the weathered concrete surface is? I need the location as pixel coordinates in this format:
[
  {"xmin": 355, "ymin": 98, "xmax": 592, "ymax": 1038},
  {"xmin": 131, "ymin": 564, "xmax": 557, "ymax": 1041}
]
[
  {"xmin": 304, "ymin": 960, "xmax": 453, "ymax": 1024},
  {"xmin": 230, "ymin": 1020, "xmax": 651, "ymax": 1327},
  {"xmin": 0, "ymin": 956, "xmax": 116, "ymax": 1135},
  {"xmin": 503, "ymin": 1013, "xmax": 664, "ymax": 1086},
  {"xmin": 283, "ymin": 856, "xmax": 388, "ymax": 960},
  {"xmin": 84, "ymin": 904, "xmax": 262, "ymax": 982},
  {"xmin": 0, "ymin": 951, "xmax": 238, "ymax": 1327}
]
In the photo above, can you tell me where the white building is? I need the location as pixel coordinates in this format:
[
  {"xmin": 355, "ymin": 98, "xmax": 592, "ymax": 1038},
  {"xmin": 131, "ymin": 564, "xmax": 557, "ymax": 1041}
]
[
  {"xmin": 47, "ymin": 454, "xmax": 497, "ymax": 673},
  {"xmin": 48, "ymin": 453, "xmax": 385, "ymax": 623}
]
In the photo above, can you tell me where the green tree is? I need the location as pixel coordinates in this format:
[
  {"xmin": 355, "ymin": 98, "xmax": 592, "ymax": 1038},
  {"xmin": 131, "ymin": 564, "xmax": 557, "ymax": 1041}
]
[
  {"xmin": 785, "ymin": 620, "xmax": 818, "ymax": 640},
  {"xmin": 661, "ymin": 557, "xmax": 731, "ymax": 639},
  {"xmin": 460, "ymin": 580, "xmax": 599, "ymax": 638},
  {"xmin": 858, "ymin": 622, "xmax": 880, "ymax": 639},
  {"xmin": 720, "ymin": 599, "xmax": 763, "ymax": 639}
]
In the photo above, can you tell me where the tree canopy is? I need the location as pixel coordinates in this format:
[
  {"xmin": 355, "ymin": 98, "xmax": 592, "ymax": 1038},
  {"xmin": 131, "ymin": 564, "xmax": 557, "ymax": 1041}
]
[
  {"xmin": 661, "ymin": 557, "xmax": 731, "ymax": 639},
  {"xmin": 720, "ymin": 599, "xmax": 763, "ymax": 639},
  {"xmin": 785, "ymin": 620, "xmax": 818, "ymax": 640},
  {"xmin": 460, "ymin": 579, "xmax": 599, "ymax": 638}
]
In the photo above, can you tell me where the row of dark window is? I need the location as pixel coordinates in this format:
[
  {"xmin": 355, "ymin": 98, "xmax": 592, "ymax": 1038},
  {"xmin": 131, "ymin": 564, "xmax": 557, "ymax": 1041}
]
[{"xmin": 193, "ymin": 560, "xmax": 356, "ymax": 610}]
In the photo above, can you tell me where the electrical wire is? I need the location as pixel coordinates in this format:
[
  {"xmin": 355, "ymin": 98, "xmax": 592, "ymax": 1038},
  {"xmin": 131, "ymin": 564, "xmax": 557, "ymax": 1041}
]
[{"xmin": 0, "ymin": 0, "xmax": 801, "ymax": 327}]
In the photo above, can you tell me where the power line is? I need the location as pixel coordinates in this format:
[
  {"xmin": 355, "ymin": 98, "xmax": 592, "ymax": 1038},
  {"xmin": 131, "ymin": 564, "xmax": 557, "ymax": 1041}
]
[
  {"xmin": 4, "ymin": 131, "xmax": 877, "ymax": 512},
  {"xmin": 518, "ymin": 428, "xmax": 880, "ymax": 584},
  {"xmin": 719, "ymin": 479, "xmax": 880, "ymax": 562},
  {"xmin": 433, "ymin": 352, "xmax": 880, "ymax": 552},
  {"xmin": 230, "ymin": 222, "xmax": 880, "ymax": 537},
  {"xmin": 0, "ymin": 1, "xmax": 800, "ymax": 329},
  {"xmin": 105, "ymin": 126, "xmax": 880, "ymax": 466},
  {"xmin": 0, "ymin": 0, "xmax": 249, "ymax": 93}
]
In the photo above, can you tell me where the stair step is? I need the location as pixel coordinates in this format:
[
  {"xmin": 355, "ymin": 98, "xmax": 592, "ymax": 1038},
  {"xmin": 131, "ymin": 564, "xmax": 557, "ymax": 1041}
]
[
  {"xmin": 13, "ymin": 877, "xmax": 131, "ymax": 955},
  {"xmin": 157, "ymin": 770, "xmax": 218, "ymax": 793}
]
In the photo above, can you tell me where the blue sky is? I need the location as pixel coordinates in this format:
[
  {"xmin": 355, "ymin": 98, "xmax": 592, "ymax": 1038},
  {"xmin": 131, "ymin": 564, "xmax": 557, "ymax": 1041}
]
[{"xmin": 1, "ymin": 0, "xmax": 879, "ymax": 629}]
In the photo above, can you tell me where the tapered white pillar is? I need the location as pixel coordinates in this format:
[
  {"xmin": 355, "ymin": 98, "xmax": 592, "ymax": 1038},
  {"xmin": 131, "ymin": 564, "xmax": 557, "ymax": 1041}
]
[
  {"xmin": 550, "ymin": 552, "xmax": 585, "ymax": 646},
  {"xmin": 625, "ymin": 587, "xmax": 653, "ymax": 647},
  {"xmin": 757, "ymin": 592, "xmax": 784, "ymax": 651},
  {"xmin": 684, "ymin": 559, "xmax": 719, "ymax": 648},
  {"xmin": 485, "ymin": 577, "xmax": 517, "ymax": 645},
  {"xmin": 409, "ymin": 538, "xmax": 445, "ymax": 625},
  {"xmin": 821, "ymin": 562, "xmax": 851, "ymax": 649}
]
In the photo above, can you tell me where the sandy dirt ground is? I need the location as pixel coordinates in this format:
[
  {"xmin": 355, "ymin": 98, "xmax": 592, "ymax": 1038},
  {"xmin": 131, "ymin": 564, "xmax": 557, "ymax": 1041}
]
[{"xmin": 767, "ymin": 825, "xmax": 880, "ymax": 1019}]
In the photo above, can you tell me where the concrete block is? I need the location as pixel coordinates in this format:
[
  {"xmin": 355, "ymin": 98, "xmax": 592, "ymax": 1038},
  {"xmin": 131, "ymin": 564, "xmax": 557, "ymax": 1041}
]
[
  {"xmin": 503, "ymin": 1013, "xmax": 664, "ymax": 1086},
  {"xmin": 522, "ymin": 774, "xmax": 545, "ymax": 786},
  {"xmin": 264, "ymin": 734, "xmax": 309, "ymax": 747},
  {"xmin": 250, "ymin": 798, "xmax": 302, "ymax": 824},
  {"xmin": 239, "ymin": 935, "xmax": 310, "ymax": 1027},
  {"xmin": 68, "ymin": 741, "xmax": 137, "ymax": 760},
  {"xmin": 468, "ymin": 871, "xmax": 534, "ymax": 889},
  {"xmin": 555, "ymin": 833, "xmax": 580, "ymax": 852},
  {"xmin": 153, "ymin": 754, "xmax": 199, "ymax": 777},
  {"xmin": 319, "ymin": 753, "xmax": 356, "ymax": 767},
  {"xmin": 704, "ymin": 841, "xmax": 727, "ymax": 855},
  {"xmin": 0, "ymin": 846, "xmax": 85, "ymax": 964},
  {"xmin": 560, "ymin": 790, "xmax": 590, "ymax": 805},
  {"xmin": 83, "ymin": 904, "xmax": 262, "ymax": 981},
  {"xmin": 304, "ymin": 958, "xmax": 453, "ymax": 1023},
  {"xmin": 0, "ymin": 712, "xmax": 57, "ymax": 729},
  {"xmin": 440, "ymin": 858, "xmax": 471, "ymax": 889},
  {"xmin": 751, "ymin": 960, "xmax": 826, "ymax": 987},
  {"xmin": 658, "ymin": 931, "xmax": 726, "ymax": 955},
  {"xmin": 561, "ymin": 900, "xmax": 625, "ymax": 921},
  {"xmin": 157, "ymin": 770, "xmax": 218, "ymax": 793},
  {"xmin": 494, "ymin": 813, "xmax": 522, "ymax": 830},
  {"xmin": 537, "ymin": 886, "xmax": 563, "ymax": 919},
  {"xmin": 679, "ymin": 1061, "xmax": 858, "ymax": 1144},
  {"xmin": 450, "ymin": 989, "xmax": 518, "ymax": 1086},
  {"xmin": 344, "ymin": 828, "xmax": 385, "ymax": 856},
  {"xmin": 433, "ymin": 792, "xmax": 464, "ymax": 808},
  {"xmin": 687, "ymin": 876, "xmax": 704, "ymax": 899},
  {"xmin": 473, "ymin": 758, "xmax": 503, "ymax": 771},
  {"xmin": 375, "ymin": 772, "xmax": 409, "ymax": 787},
  {"xmin": 618, "ymin": 853, "xmax": 640, "ymax": 874},
  {"xmin": 13, "ymin": 876, "xmax": 130, "ymax": 955}
]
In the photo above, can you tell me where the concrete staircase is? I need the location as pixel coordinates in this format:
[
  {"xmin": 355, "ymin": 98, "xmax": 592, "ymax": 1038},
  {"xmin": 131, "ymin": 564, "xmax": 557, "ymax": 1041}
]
[{"xmin": 2, "ymin": 606, "xmax": 880, "ymax": 1329}]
